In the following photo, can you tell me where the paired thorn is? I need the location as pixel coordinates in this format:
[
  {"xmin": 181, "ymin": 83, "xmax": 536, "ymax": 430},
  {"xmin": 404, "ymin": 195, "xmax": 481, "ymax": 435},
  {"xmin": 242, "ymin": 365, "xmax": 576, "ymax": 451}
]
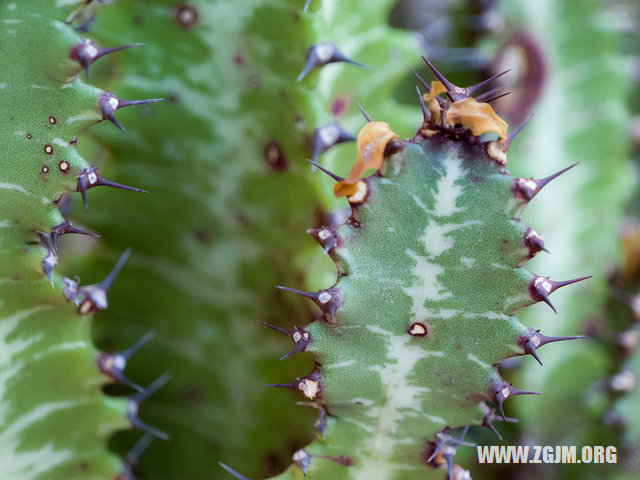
[
  {"xmin": 63, "ymin": 248, "xmax": 132, "ymax": 315},
  {"xmin": 524, "ymin": 227, "xmax": 548, "ymax": 258},
  {"xmin": 96, "ymin": 331, "xmax": 156, "ymax": 392},
  {"xmin": 466, "ymin": 69, "xmax": 511, "ymax": 95},
  {"xmin": 99, "ymin": 91, "xmax": 163, "ymax": 131},
  {"xmin": 356, "ymin": 101, "xmax": 372, "ymax": 122},
  {"xmin": 276, "ymin": 285, "xmax": 341, "ymax": 319},
  {"xmin": 306, "ymin": 159, "xmax": 344, "ymax": 182},
  {"xmin": 421, "ymin": 56, "xmax": 456, "ymax": 101},
  {"xmin": 311, "ymin": 123, "xmax": 355, "ymax": 164},
  {"xmin": 297, "ymin": 42, "xmax": 372, "ymax": 81},
  {"xmin": 518, "ymin": 328, "xmax": 587, "ymax": 366},
  {"xmin": 482, "ymin": 405, "xmax": 518, "ymax": 441},
  {"xmin": 49, "ymin": 221, "xmax": 99, "ymax": 249},
  {"xmin": 258, "ymin": 322, "xmax": 311, "ymax": 360},
  {"xmin": 71, "ymin": 39, "xmax": 143, "ymax": 76},
  {"xmin": 219, "ymin": 462, "xmax": 251, "ymax": 480},
  {"xmin": 492, "ymin": 381, "xmax": 540, "ymax": 421},
  {"xmin": 266, "ymin": 371, "xmax": 322, "ymax": 400},
  {"xmin": 307, "ymin": 226, "xmax": 340, "ymax": 254},
  {"xmin": 512, "ymin": 162, "xmax": 578, "ymax": 202},
  {"xmin": 529, "ymin": 275, "xmax": 592, "ymax": 314},
  {"xmin": 127, "ymin": 372, "xmax": 172, "ymax": 440},
  {"xmin": 502, "ymin": 113, "xmax": 534, "ymax": 151},
  {"xmin": 427, "ymin": 426, "xmax": 475, "ymax": 480},
  {"xmin": 76, "ymin": 166, "xmax": 147, "ymax": 212}
]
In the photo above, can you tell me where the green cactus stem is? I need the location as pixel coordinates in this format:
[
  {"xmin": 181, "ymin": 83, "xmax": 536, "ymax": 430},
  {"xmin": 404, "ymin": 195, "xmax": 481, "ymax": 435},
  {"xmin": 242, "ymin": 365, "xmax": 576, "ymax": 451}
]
[
  {"xmin": 0, "ymin": 1, "xmax": 161, "ymax": 477},
  {"xmin": 241, "ymin": 63, "xmax": 593, "ymax": 480}
]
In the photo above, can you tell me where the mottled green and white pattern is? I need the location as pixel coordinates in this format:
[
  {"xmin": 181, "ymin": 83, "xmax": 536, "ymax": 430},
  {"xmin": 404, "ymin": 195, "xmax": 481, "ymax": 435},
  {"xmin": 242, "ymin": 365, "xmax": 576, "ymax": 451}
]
[
  {"xmin": 0, "ymin": 1, "xmax": 128, "ymax": 478},
  {"xmin": 270, "ymin": 135, "xmax": 556, "ymax": 479}
]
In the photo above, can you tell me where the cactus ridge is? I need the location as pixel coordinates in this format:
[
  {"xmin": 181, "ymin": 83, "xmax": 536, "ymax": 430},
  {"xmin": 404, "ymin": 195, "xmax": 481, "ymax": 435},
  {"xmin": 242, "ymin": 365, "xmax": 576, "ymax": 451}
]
[
  {"xmin": 0, "ymin": 1, "xmax": 161, "ymax": 477},
  {"xmin": 252, "ymin": 64, "xmax": 591, "ymax": 480}
]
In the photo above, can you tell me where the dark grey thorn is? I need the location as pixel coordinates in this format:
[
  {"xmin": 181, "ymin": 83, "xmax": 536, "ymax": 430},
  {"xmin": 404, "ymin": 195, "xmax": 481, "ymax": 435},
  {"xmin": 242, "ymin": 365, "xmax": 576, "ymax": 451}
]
[
  {"xmin": 127, "ymin": 372, "xmax": 172, "ymax": 440},
  {"xmin": 523, "ymin": 339, "xmax": 543, "ymax": 366},
  {"xmin": 524, "ymin": 227, "xmax": 549, "ymax": 257},
  {"xmin": 307, "ymin": 226, "xmax": 340, "ymax": 254},
  {"xmin": 474, "ymin": 86, "xmax": 505, "ymax": 102},
  {"xmin": 258, "ymin": 322, "xmax": 311, "ymax": 360},
  {"xmin": 99, "ymin": 92, "xmax": 163, "ymax": 131},
  {"xmin": 64, "ymin": 249, "xmax": 132, "ymax": 315},
  {"xmin": 421, "ymin": 56, "xmax": 456, "ymax": 101},
  {"xmin": 481, "ymin": 91, "xmax": 511, "ymax": 104},
  {"xmin": 410, "ymin": 67, "xmax": 431, "ymax": 93},
  {"xmin": 502, "ymin": 113, "xmax": 535, "ymax": 151},
  {"xmin": 297, "ymin": 42, "xmax": 372, "ymax": 81},
  {"xmin": 356, "ymin": 101, "xmax": 372, "ymax": 122},
  {"xmin": 493, "ymin": 381, "xmax": 540, "ymax": 421},
  {"xmin": 311, "ymin": 123, "xmax": 355, "ymax": 164},
  {"xmin": 512, "ymin": 162, "xmax": 579, "ymax": 201},
  {"xmin": 427, "ymin": 427, "xmax": 475, "ymax": 463},
  {"xmin": 306, "ymin": 160, "xmax": 344, "ymax": 182},
  {"xmin": 265, "ymin": 380, "xmax": 298, "ymax": 390},
  {"xmin": 482, "ymin": 406, "xmax": 518, "ymax": 441},
  {"xmin": 76, "ymin": 166, "xmax": 147, "ymax": 212},
  {"xmin": 50, "ymin": 221, "xmax": 99, "ymax": 250},
  {"xmin": 303, "ymin": 0, "xmax": 312, "ymax": 13},
  {"xmin": 416, "ymin": 86, "xmax": 429, "ymax": 122},
  {"xmin": 40, "ymin": 234, "xmax": 57, "ymax": 288},
  {"xmin": 71, "ymin": 39, "xmax": 143, "ymax": 76},
  {"xmin": 466, "ymin": 69, "xmax": 511, "ymax": 95},
  {"xmin": 118, "ymin": 433, "xmax": 154, "ymax": 480},
  {"xmin": 219, "ymin": 462, "xmax": 251, "ymax": 480},
  {"xmin": 96, "ymin": 331, "xmax": 156, "ymax": 392},
  {"xmin": 315, "ymin": 409, "xmax": 328, "ymax": 439},
  {"xmin": 100, "ymin": 248, "xmax": 132, "ymax": 292},
  {"xmin": 443, "ymin": 426, "xmax": 472, "ymax": 480},
  {"xmin": 277, "ymin": 285, "xmax": 341, "ymax": 319},
  {"xmin": 529, "ymin": 274, "xmax": 592, "ymax": 313},
  {"xmin": 519, "ymin": 328, "xmax": 587, "ymax": 366}
]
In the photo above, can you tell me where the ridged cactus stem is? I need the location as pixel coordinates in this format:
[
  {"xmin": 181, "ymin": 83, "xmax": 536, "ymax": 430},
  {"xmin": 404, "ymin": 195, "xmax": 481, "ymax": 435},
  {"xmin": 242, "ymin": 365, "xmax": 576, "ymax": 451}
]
[{"xmin": 246, "ymin": 64, "xmax": 591, "ymax": 479}]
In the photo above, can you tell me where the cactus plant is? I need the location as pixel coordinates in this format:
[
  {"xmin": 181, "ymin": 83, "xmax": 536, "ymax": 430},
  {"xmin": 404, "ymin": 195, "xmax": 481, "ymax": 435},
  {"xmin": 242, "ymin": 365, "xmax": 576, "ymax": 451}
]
[
  {"xmin": 0, "ymin": 0, "xmax": 159, "ymax": 478},
  {"xmin": 215, "ymin": 61, "xmax": 593, "ymax": 479}
]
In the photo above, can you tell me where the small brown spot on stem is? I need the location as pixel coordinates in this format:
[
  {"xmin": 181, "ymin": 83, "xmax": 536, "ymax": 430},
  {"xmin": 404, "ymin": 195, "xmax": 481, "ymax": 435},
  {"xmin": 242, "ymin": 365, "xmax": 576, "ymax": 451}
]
[
  {"xmin": 263, "ymin": 142, "xmax": 288, "ymax": 171},
  {"xmin": 49, "ymin": 116, "xmax": 57, "ymax": 125},
  {"xmin": 175, "ymin": 4, "xmax": 199, "ymax": 27},
  {"xmin": 58, "ymin": 160, "xmax": 70, "ymax": 173},
  {"xmin": 44, "ymin": 145, "xmax": 53, "ymax": 155}
]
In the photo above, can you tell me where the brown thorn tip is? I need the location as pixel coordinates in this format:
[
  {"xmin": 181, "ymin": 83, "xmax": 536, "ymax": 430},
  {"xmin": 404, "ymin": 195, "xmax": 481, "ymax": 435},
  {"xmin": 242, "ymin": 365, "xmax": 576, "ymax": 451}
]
[
  {"xmin": 356, "ymin": 101, "xmax": 372, "ymax": 122},
  {"xmin": 306, "ymin": 159, "xmax": 344, "ymax": 182}
]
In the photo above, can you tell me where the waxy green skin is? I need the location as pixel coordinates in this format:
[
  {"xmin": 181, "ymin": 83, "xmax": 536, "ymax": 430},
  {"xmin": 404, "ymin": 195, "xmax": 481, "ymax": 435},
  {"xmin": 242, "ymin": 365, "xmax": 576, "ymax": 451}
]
[
  {"xmin": 0, "ymin": 1, "xmax": 129, "ymax": 478},
  {"xmin": 266, "ymin": 129, "xmax": 578, "ymax": 479}
]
